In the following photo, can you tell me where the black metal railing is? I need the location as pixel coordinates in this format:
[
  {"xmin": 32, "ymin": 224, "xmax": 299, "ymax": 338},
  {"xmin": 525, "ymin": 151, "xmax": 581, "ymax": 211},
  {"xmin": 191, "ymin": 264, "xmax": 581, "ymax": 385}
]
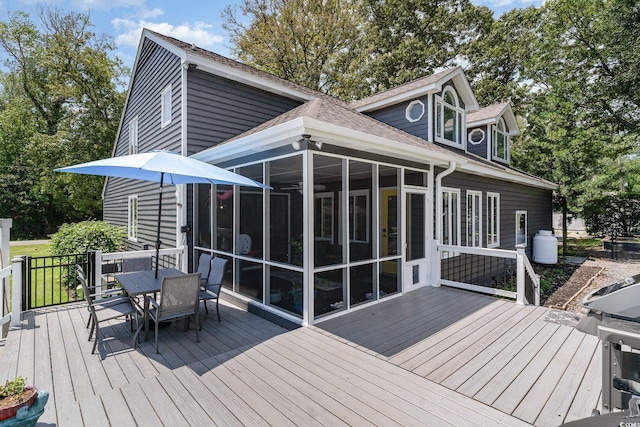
[
  {"xmin": 23, "ymin": 252, "xmax": 96, "ymax": 310},
  {"xmin": 440, "ymin": 253, "xmax": 517, "ymax": 292},
  {"xmin": 20, "ymin": 249, "xmax": 183, "ymax": 311}
]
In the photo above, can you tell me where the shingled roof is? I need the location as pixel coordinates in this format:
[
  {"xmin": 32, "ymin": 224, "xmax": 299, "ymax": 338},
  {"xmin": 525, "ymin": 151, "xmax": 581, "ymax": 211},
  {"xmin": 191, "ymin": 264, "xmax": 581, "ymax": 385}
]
[
  {"xmin": 146, "ymin": 29, "xmax": 320, "ymax": 99},
  {"xmin": 466, "ymin": 102, "xmax": 510, "ymax": 124},
  {"xmin": 223, "ymin": 96, "xmax": 467, "ymax": 159},
  {"xmin": 351, "ymin": 68, "xmax": 461, "ymax": 110}
]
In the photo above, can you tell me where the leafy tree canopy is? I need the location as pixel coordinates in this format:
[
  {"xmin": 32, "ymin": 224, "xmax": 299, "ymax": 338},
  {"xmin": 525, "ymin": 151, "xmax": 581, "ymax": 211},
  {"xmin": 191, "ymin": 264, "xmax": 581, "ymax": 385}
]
[
  {"xmin": 0, "ymin": 7, "xmax": 127, "ymax": 238},
  {"xmin": 223, "ymin": 0, "xmax": 368, "ymax": 99}
]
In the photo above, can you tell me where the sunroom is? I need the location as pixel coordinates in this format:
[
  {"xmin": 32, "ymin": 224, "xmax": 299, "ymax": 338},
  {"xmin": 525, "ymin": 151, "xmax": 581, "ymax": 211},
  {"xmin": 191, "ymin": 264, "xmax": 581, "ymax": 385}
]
[{"xmin": 191, "ymin": 99, "xmax": 468, "ymax": 325}]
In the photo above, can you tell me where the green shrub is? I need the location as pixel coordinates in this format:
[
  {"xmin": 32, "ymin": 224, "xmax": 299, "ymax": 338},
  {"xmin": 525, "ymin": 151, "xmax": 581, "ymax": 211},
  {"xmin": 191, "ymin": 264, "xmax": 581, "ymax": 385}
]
[
  {"xmin": 0, "ymin": 377, "xmax": 25, "ymax": 398},
  {"xmin": 50, "ymin": 220, "xmax": 125, "ymax": 255}
]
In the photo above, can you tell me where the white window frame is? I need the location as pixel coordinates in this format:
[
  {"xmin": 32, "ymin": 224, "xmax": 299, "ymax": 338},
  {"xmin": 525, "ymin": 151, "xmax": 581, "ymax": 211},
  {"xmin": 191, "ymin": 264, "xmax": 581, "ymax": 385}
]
[
  {"xmin": 128, "ymin": 117, "xmax": 138, "ymax": 155},
  {"xmin": 161, "ymin": 84, "xmax": 172, "ymax": 128},
  {"xmin": 128, "ymin": 195, "xmax": 138, "ymax": 241},
  {"xmin": 350, "ymin": 190, "xmax": 370, "ymax": 243},
  {"xmin": 435, "ymin": 86, "xmax": 465, "ymax": 149},
  {"xmin": 516, "ymin": 210, "xmax": 528, "ymax": 247},
  {"xmin": 468, "ymin": 128, "xmax": 485, "ymax": 145},
  {"xmin": 492, "ymin": 117, "xmax": 509, "ymax": 163},
  {"xmin": 405, "ymin": 99, "xmax": 425, "ymax": 123},
  {"xmin": 442, "ymin": 187, "xmax": 460, "ymax": 247},
  {"xmin": 314, "ymin": 192, "xmax": 334, "ymax": 243},
  {"xmin": 466, "ymin": 190, "xmax": 482, "ymax": 247},
  {"xmin": 487, "ymin": 192, "xmax": 500, "ymax": 248},
  {"xmin": 338, "ymin": 189, "xmax": 370, "ymax": 244}
]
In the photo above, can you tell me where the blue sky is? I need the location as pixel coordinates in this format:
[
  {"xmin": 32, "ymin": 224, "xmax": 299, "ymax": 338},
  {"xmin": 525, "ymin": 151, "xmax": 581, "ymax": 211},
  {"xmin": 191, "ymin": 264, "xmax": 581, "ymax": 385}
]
[{"xmin": 1, "ymin": 0, "xmax": 543, "ymax": 69}]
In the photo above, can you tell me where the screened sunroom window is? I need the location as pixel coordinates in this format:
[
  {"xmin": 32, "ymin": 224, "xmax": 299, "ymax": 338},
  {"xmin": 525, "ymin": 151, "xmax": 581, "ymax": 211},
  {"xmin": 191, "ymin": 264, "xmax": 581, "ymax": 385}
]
[
  {"xmin": 492, "ymin": 118, "xmax": 509, "ymax": 163},
  {"xmin": 435, "ymin": 87, "xmax": 465, "ymax": 149}
]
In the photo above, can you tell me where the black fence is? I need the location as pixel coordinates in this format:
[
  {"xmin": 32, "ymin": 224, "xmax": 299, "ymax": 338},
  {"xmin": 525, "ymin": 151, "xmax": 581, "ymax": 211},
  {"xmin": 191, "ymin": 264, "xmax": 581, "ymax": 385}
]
[
  {"xmin": 22, "ymin": 251, "xmax": 181, "ymax": 310},
  {"xmin": 23, "ymin": 252, "xmax": 96, "ymax": 310},
  {"xmin": 440, "ymin": 253, "xmax": 517, "ymax": 293}
]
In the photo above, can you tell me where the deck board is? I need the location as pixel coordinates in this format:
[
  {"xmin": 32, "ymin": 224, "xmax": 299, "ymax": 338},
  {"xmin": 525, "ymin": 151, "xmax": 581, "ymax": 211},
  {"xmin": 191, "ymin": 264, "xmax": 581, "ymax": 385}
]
[
  {"xmin": 99, "ymin": 388, "xmax": 137, "ymax": 427},
  {"xmin": 534, "ymin": 334, "xmax": 599, "ymax": 426},
  {"xmin": 440, "ymin": 306, "xmax": 548, "ymax": 389},
  {"xmin": 118, "ymin": 381, "xmax": 163, "ymax": 427},
  {"xmin": 0, "ymin": 286, "xmax": 602, "ymax": 426},
  {"xmin": 564, "ymin": 343, "xmax": 602, "ymax": 423},
  {"xmin": 314, "ymin": 286, "xmax": 601, "ymax": 426}
]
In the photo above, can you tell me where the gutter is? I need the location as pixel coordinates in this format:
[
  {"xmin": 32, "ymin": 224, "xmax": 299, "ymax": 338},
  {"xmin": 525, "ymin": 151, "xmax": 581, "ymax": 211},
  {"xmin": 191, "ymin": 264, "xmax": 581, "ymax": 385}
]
[{"xmin": 435, "ymin": 161, "xmax": 457, "ymax": 241}]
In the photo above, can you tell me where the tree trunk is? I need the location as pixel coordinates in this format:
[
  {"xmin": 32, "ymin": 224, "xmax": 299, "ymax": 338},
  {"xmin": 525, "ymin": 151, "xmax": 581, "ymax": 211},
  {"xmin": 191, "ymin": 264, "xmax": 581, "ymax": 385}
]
[{"xmin": 562, "ymin": 197, "xmax": 568, "ymax": 259}]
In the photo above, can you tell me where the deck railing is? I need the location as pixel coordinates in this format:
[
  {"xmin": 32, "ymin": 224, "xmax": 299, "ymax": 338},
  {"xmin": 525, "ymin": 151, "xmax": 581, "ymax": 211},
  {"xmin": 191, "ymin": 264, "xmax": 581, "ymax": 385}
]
[
  {"xmin": 437, "ymin": 244, "xmax": 539, "ymax": 305},
  {"xmin": 6, "ymin": 246, "xmax": 186, "ymax": 326},
  {"xmin": 0, "ymin": 264, "xmax": 13, "ymax": 334}
]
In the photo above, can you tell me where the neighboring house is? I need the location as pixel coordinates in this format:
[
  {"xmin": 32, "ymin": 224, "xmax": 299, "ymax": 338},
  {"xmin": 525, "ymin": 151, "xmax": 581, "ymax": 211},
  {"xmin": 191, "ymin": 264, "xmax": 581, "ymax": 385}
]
[{"xmin": 104, "ymin": 29, "xmax": 556, "ymax": 326}]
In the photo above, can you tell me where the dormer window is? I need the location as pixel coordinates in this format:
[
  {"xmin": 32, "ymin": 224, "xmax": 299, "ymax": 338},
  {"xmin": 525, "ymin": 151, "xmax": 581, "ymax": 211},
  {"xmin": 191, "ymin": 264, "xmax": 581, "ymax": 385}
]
[
  {"xmin": 435, "ymin": 87, "xmax": 465, "ymax": 149},
  {"xmin": 492, "ymin": 118, "xmax": 509, "ymax": 163}
]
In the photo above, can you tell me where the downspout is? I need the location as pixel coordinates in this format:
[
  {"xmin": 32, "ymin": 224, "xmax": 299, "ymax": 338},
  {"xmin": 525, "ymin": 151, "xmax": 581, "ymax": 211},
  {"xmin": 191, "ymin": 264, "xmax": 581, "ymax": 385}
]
[
  {"xmin": 435, "ymin": 161, "xmax": 457, "ymax": 240},
  {"xmin": 433, "ymin": 161, "xmax": 456, "ymax": 287},
  {"xmin": 179, "ymin": 60, "xmax": 189, "ymax": 272}
]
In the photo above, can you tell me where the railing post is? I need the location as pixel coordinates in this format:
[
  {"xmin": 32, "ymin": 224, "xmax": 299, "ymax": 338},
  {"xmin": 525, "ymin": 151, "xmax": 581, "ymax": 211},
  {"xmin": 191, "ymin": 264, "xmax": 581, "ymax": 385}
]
[
  {"xmin": 180, "ymin": 245, "xmax": 188, "ymax": 273},
  {"xmin": 93, "ymin": 251, "xmax": 102, "ymax": 296},
  {"xmin": 11, "ymin": 256, "xmax": 23, "ymax": 327},
  {"xmin": 430, "ymin": 240, "xmax": 440, "ymax": 287},
  {"xmin": 0, "ymin": 219, "xmax": 11, "ymax": 318},
  {"xmin": 516, "ymin": 245, "xmax": 526, "ymax": 305}
]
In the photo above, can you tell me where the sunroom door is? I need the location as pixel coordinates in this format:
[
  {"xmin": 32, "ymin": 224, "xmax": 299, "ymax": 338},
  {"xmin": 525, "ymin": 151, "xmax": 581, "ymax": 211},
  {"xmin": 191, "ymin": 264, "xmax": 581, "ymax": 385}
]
[
  {"xmin": 381, "ymin": 188, "xmax": 398, "ymax": 274},
  {"xmin": 404, "ymin": 190, "xmax": 429, "ymax": 291}
]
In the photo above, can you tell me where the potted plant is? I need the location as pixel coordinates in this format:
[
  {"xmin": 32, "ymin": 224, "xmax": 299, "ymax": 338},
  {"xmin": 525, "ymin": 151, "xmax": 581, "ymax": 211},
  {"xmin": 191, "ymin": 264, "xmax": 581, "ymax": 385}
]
[
  {"xmin": 0, "ymin": 377, "xmax": 48, "ymax": 426},
  {"xmin": 290, "ymin": 279, "xmax": 303, "ymax": 314}
]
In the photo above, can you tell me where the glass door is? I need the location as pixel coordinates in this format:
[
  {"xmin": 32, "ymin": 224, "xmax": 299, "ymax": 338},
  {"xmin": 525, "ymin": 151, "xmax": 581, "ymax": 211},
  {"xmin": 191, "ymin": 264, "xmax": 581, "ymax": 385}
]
[{"xmin": 404, "ymin": 190, "xmax": 429, "ymax": 290}]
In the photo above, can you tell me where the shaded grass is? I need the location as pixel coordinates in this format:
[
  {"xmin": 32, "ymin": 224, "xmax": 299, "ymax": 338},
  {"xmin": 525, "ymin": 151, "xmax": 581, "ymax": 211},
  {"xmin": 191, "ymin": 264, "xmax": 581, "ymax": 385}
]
[
  {"xmin": 559, "ymin": 238, "xmax": 601, "ymax": 257},
  {"xmin": 8, "ymin": 242, "xmax": 79, "ymax": 308}
]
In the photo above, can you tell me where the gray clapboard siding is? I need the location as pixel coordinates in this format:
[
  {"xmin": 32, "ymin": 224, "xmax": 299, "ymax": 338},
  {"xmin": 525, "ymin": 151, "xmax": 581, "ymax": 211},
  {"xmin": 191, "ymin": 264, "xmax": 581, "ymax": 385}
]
[
  {"xmin": 439, "ymin": 169, "xmax": 553, "ymax": 255},
  {"xmin": 104, "ymin": 38, "xmax": 182, "ymax": 250},
  {"xmin": 186, "ymin": 69, "xmax": 302, "ymax": 155},
  {"xmin": 467, "ymin": 124, "xmax": 489, "ymax": 158},
  {"xmin": 366, "ymin": 97, "xmax": 428, "ymax": 140}
]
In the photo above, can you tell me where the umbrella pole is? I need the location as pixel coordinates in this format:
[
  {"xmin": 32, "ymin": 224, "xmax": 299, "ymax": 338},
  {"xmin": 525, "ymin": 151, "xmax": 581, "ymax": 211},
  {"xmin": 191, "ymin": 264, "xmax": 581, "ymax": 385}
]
[{"xmin": 155, "ymin": 173, "xmax": 164, "ymax": 279}]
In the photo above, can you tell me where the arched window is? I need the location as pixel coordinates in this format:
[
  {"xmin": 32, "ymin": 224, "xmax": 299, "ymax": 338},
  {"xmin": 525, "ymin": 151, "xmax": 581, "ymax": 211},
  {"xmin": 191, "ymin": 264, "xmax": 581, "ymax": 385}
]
[
  {"xmin": 435, "ymin": 87, "xmax": 465, "ymax": 148},
  {"xmin": 492, "ymin": 117, "xmax": 509, "ymax": 163}
]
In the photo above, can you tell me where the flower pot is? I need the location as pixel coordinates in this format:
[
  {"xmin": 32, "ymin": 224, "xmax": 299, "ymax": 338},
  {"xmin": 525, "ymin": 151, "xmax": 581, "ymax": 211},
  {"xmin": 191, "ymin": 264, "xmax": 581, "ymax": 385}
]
[
  {"xmin": 0, "ymin": 389, "xmax": 49, "ymax": 427},
  {"xmin": 0, "ymin": 387, "xmax": 37, "ymax": 421},
  {"xmin": 291, "ymin": 289, "xmax": 303, "ymax": 314},
  {"xmin": 269, "ymin": 289, "xmax": 282, "ymax": 304}
]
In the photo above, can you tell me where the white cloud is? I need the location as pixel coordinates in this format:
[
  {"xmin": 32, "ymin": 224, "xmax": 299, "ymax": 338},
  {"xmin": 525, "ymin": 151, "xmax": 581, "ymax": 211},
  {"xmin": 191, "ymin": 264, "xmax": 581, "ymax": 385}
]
[{"xmin": 113, "ymin": 18, "xmax": 223, "ymax": 48}]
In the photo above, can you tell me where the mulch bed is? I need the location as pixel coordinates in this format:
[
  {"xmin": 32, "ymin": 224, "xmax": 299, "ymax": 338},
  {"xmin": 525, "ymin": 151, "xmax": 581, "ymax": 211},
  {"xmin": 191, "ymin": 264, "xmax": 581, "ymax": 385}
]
[{"xmin": 541, "ymin": 264, "xmax": 603, "ymax": 308}]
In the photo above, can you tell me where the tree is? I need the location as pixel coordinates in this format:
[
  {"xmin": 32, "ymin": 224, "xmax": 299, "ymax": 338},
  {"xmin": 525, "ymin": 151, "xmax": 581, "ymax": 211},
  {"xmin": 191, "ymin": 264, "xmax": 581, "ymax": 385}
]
[
  {"xmin": 362, "ymin": 0, "xmax": 493, "ymax": 94},
  {"xmin": 222, "ymin": 0, "xmax": 368, "ymax": 100},
  {"xmin": 464, "ymin": 7, "xmax": 543, "ymax": 109},
  {"xmin": 583, "ymin": 193, "xmax": 640, "ymax": 238},
  {"xmin": 0, "ymin": 8, "xmax": 127, "ymax": 238},
  {"xmin": 508, "ymin": 0, "xmax": 640, "ymax": 251}
]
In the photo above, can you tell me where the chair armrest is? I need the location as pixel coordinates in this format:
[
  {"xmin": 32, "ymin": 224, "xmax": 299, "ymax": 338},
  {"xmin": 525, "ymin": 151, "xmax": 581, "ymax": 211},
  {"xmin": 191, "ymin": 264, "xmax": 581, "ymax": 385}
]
[{"xmin": 149, "ymin": 297, "xmax": 160, "ymax": 310}]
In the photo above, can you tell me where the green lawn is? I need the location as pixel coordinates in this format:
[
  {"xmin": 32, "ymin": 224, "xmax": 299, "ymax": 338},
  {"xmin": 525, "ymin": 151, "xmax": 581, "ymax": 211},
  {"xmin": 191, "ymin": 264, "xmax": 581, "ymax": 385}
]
[
  {"xmin": 9, "ymin": 242, "xmax": 51, "ymax": 259},
  {"xmin": 8, "ymin": 242, "xmax": 80, "ymax": 308},
  {"xmin": 559, "ymin": 238, "xmax": 601, "ymax": 257}
]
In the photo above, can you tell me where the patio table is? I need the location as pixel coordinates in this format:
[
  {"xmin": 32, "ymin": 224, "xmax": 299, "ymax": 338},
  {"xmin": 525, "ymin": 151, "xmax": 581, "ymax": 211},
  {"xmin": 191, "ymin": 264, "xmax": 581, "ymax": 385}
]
[{"xmin": 115, "ymin": 268, "xmax": 184, "ymax": 345}]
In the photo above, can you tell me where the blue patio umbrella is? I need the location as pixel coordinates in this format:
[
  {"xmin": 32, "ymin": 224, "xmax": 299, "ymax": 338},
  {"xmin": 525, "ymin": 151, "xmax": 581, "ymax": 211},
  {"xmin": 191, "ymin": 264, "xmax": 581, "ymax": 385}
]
[{"xmin": 56, "ymin": 150, "xmax": 269, "ymax": 277}]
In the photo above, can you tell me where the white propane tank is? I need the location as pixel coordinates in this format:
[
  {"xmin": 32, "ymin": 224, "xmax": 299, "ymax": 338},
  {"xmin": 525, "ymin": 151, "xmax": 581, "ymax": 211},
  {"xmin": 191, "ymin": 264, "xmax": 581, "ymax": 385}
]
[{"xmin": 533, "ymin": 230, "xmax": 558, "ymax": 264}]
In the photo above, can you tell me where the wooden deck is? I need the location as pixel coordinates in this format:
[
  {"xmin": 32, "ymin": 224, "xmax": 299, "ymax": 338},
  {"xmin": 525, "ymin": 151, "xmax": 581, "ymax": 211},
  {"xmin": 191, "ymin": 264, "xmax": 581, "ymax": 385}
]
[
  {"xmin": 313, "ymin": 286, "xmax": 602, "ymax": 427},
  {"xmin": 0, "ymin": 287, "xmax": 599, "ymax": 426}
]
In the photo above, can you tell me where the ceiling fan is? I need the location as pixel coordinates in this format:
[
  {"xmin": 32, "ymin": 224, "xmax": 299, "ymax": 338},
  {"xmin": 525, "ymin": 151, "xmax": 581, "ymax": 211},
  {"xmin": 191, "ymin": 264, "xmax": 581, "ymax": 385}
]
[{"xmin": 281, "ymin": 181, "xmax": 327, "ymax": 192}]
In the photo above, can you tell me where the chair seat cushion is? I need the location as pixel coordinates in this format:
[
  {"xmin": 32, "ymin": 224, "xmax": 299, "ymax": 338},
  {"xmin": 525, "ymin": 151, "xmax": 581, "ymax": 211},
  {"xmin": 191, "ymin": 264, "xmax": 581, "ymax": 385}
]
[
  {"xmin": 94, "ymin": 301, "xmax": 137, "ymax": 322},
  {"xmin": 199, "ymin": 289, "xmax": 218, "ymax": 299}
]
